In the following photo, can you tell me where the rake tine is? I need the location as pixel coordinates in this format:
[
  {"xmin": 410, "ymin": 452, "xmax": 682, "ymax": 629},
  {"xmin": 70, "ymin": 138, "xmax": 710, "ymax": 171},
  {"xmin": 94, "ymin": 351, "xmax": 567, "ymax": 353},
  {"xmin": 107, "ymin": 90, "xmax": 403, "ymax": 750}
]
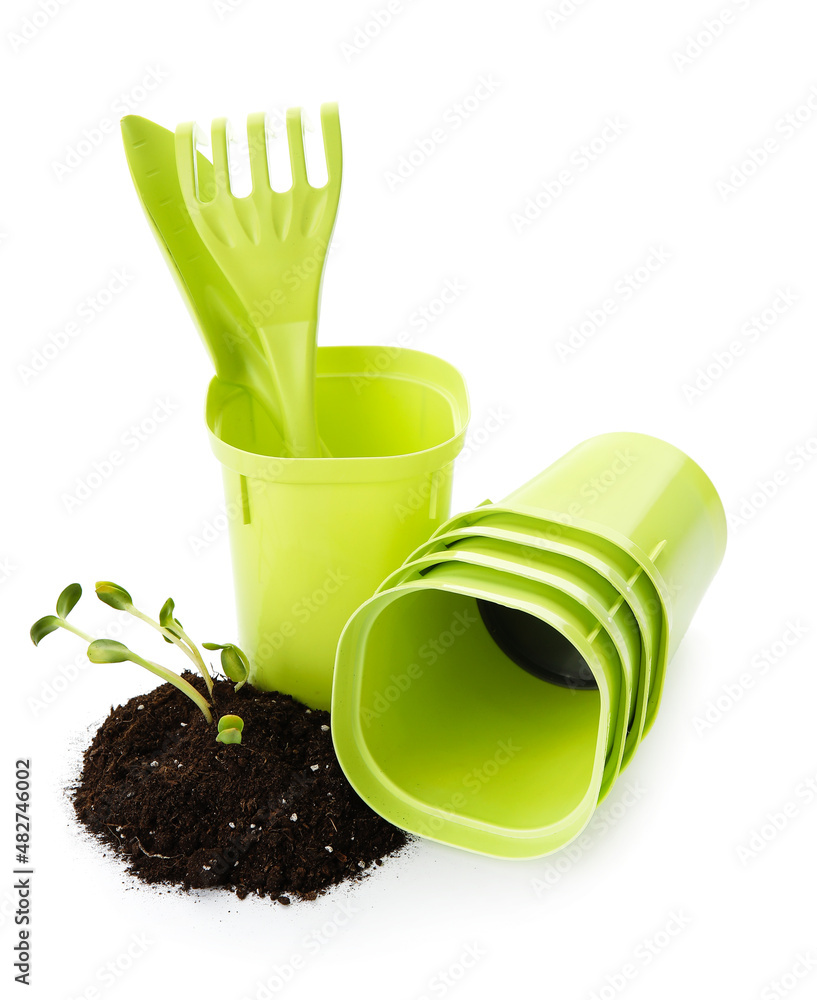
[
  {"xmin": 246, "ymin": 112, "xmax": 271, "ymax": 193},
  {"xmin": 319, "ymin": 102, "xmax": 342, "ymax": 189},
  {"xmin": 286, "ymin": 107, "xmax": 309, "ymax": 186}
]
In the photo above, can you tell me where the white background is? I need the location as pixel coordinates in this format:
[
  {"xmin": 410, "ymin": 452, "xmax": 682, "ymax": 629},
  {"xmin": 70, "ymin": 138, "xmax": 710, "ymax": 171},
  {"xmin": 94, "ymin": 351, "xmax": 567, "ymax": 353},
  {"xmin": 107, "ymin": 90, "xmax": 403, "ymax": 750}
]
[{"xmin": 4, "ymin": 0, "xmax": 817, "ymax": 997}]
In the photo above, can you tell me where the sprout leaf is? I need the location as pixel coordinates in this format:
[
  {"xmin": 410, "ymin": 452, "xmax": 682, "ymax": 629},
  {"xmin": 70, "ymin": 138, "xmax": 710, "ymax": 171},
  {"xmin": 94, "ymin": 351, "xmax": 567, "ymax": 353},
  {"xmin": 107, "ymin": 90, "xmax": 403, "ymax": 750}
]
[
  {"xmin": 159, "ymin": 597, "xmax": 184, "ymax": 643},
  {"xmin": 159, "ymin": 597, "xmax": 175, "ymax": 625},
  {"xmin": 217, "ymin": 714, "xmax": 244, "ymax": 733},
  {"xmin": 87, "ymin": 639, "xmax": 133, "ymax": 664},
  {"xmin": 217, "ymin": 714, "xmax": 244, "ymax": 744},
  {"xmin": 95, "ymin": 581, "xmax": 133, "ymax": 611},
  {"xmin": 204, "ymin": 642, "xmax": 250, "ymax": 692},
  {"xmin": 215, "ymin": 728, "xmax": 242, "ymax": 745},
  {"xmin": 56, "ymin": 582, "xmax": 82, "ymax": 619},
  {"xmin": 30, "ymin": 615, "xmax": 61, "ymax": 646}
]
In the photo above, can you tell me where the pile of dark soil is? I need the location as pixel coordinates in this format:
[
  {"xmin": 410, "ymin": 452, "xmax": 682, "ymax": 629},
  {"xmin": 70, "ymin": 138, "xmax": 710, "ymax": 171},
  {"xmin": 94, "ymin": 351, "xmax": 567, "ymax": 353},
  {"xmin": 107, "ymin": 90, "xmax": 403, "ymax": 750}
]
[{"xmin": 72, "ymin": 675, "xmax": 407, "ymax": 902}]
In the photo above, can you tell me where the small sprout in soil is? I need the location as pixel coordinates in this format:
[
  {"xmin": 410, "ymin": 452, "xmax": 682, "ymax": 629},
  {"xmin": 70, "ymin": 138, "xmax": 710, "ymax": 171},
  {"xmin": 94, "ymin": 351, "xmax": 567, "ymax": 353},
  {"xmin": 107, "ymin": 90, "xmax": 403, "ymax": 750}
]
[
  {"xmin": 203, "ymin": 642, "xmax": 250, "ymax": 692},
  {"xmin": 88, "ymin": 640, "xmax": 213, "ymax": 724},
  {"xmin": 216, "ymin": 714, "xmax": 244, "ymax": 745},
  {"xmin": 30, "ymin": 583, "xmax": 94, "ymax": 646},
  {"xmin": 158, "ymin": 597, "xmax": 213, "ymax": 696},
  {"xmin": 95, "ymin": 581, "xmax": 213, "ymax": 696}
]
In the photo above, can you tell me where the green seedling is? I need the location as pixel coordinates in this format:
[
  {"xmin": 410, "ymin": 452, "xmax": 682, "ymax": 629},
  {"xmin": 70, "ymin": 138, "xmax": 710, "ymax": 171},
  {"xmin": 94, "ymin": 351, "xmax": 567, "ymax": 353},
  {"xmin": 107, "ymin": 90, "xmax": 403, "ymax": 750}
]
[
  {"xmin": 203, "ymin": 642, "xmax": 250, "ymax": 692},
  {"xmin": 31, "ymin": 586, "xmax": 214, "ymax": 723},
  {"xmin": 96, "ymin": 581, "xmax": 213, "ymax": 695},
  {"xmin": 31, "ymin": 581, "xmax": 255, "ymax": 740},
  {"xmin": 30, "ymin": 583, "xmax": 94, "ymax": 646},
  {"xmin": 216, "ymin": 714, "xmax": 245, "ymax": 745},
  {"xmin": 87, "ymin": 640, "xmax": 213, "ymax": 723}
]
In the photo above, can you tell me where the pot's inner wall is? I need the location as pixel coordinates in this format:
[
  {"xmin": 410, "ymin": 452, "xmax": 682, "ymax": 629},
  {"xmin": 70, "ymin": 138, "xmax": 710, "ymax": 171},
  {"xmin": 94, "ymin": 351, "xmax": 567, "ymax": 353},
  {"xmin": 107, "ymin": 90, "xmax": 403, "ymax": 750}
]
[
  {"xmin": 215, "ymin": 372, "xmax": 457, "ymax": 459},
  {"xmin": 358, "ymin": 589, "xmax": 601, "ymax": 831},
  {"xmin": 316, "ymin": 373, "xmax": 455, "ymax": 458}
]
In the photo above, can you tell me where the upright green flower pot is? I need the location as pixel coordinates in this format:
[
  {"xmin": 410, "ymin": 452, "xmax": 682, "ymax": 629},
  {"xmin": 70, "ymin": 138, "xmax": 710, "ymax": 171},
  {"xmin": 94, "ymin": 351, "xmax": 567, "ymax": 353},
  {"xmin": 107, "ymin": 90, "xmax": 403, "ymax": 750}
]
[{"xmin": 207, "ymin": 345, "xmax": 469, "ymax": 709}]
